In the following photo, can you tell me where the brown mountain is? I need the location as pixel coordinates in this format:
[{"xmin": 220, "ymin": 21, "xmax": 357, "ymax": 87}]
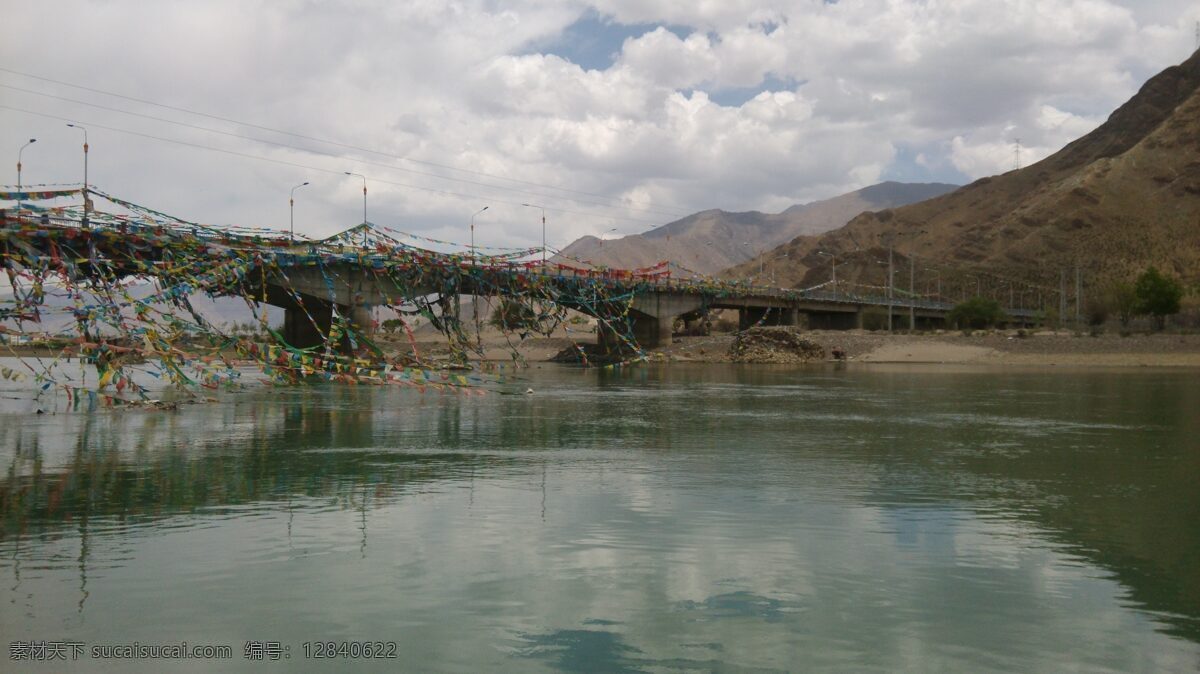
[
  {"xmin": 553, "ymin": 182, "xmax": 956, "ymax": 275},
  {"xmin": 740, "ymin": 49, "xmax": 1200, "ymax": 297}
]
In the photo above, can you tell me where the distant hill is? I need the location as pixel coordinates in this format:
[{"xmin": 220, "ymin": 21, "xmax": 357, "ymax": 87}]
[
  {"xmin": 554, "ymin": 182, "xmax": 957, "ymax": 275},
  {"xmin": 741, "ymin": 48, "xmax": 1200, "ymax": 293}
]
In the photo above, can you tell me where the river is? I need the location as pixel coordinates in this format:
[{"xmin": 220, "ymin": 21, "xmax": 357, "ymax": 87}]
[{"xmin": 2, "ymin": 363, "xmax": 1198, "ymax": 672}]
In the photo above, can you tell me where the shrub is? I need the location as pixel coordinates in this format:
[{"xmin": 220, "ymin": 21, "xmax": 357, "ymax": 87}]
[
  {"xmin": 947, "ymin": 296, "xmax": 1006, "ymax": 329},
  {"xmin": 490, "ymin": 298, "xmax": 542, "ymax": 332},
  {"xmin": 1102, "ymin": 280, "xmax": 1139, "ymax": 327},
  {"xmin": 1134, "ymin": 267, "xmax": 1183, "ymax": 331}
]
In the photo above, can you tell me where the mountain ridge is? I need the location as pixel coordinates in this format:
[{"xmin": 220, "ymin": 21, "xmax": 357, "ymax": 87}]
[
  {"xmin": 554, "ymin": 181, "xmax": 958, "ymax": 274},
  {"xmin": 733, "ymin": 48, "xmax": 1200, "ymax": 293}
]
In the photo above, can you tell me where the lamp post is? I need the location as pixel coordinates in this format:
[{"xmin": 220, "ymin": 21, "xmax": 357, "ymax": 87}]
[
  {"xmin": 289, "ymin": 181, "xmax": 310, "ymax": 240},
  {"xmin": 770, "ymin": 253, "xmax": 789, "ymax": 286},
  {"xmin": 66, "ymin": 124, "xmax": 89, "ymax": 225},
  {"xmin": 599, "ymin": 227, "xmax": 617, "ymax": 246},
  {"xmin": 908, "ymin": 254, "xmax": 916, "ymax": 331},
  {"xmin": 521, "ymin": 203, "xmax": 547, "ymax": 269},
  {"xmin": 16, "ymin": 138, "xmax": 36, "ymax": 216},
  {"xmin": 883, "ymin": 229, "xmax": 927, "ymax": 332},
  {"xmin": 741, "ymin": 241, "xmax": 764, "ymax": 284},
  {"xmin": 343, "ymin": 172, "xmax": 367, "ymax": 225},
  {"xmin": 817, "ymin": 250, "xmax": 836, "ymax": 298},
  {"xmin": 925, "ymin": 268, "xmax": 941, "ymax": 303},
  {"xmin": 470, "ymin": 206, "xmax": 489, "ymax": 262},
  {"xmin": 887, "ymin": 245, "xmax": 894, "ymax": 332},
  {"xmin": 876, "ymin": 258, "xmax": 897, "ymax": 332}
]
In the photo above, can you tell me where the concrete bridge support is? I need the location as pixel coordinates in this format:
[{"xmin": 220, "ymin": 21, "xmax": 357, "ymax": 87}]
[
  {"xmin": 281, "ymin": 300, "xmax": 375, "ymax": 351},
  {"xmin": 631, "ymin": 312, "xmax": 673, "ymax": 349},
  {"xmin": 807, "ymin": 310, "xmax": 863, "ymax": 330},
  {"xmin": 597, "ymin": 311, "xmax": 672, "ymax": 354},
  {"xmin": 738, "ymin": 306, "xmax": 800, "ymax": 330},
  {"xmin": 283, "ymin": 303, "xmax": 332, "ymax": 349}
]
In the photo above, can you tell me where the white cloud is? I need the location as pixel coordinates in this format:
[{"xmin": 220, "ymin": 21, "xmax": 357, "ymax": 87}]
[{"xmin": 0, "ymin": 0, "xmax": 1195, "ymax": 251}]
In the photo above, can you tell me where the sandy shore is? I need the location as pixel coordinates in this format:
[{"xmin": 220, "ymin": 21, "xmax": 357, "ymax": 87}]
[
  {"xmin": 658, "ymin": 330, "xmax": 1200, "ymax": 368},
  {"xmin": 387, "ymin": 328, "xmax": 1200, "ymax": 368}
]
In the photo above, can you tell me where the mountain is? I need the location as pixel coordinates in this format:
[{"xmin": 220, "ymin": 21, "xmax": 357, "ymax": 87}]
[
  {"xmin": 553, "ymin": 182, "xmax": 957, "ymax": 275},
  {"xmin": 742, "ymin": 49, "xmax": 1200, "ymax": 293}
]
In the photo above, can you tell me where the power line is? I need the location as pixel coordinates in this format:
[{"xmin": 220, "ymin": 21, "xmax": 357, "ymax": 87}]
[
  {"xmin": 0, "ymin": 67, "xmax": 694, "ymax": 219},
  {"xmin": 0, "ymin": 103, "xmax": 669, "ymax": 228},
  {"xmin": 0, "ymin": 82, "xmax": 689, "ymax": 220}
]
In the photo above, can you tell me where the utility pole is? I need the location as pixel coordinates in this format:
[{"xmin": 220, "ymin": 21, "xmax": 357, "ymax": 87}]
[
  {"xmin": 344, "ymin": 171, "xmax": 367, "ymax": 226},
  {"xmin": 1059, "ymin": 270, "xmax": 1067, "ymax": 327},
  {"xmin": 909, "ymin": 254, "xmax": 915, "ymax": 331},
  {"xmin": 1080, "ymin": 263, "xmax": 1089, "ymax": 323},
  {"xmin": 67, "ymin": 124, "xmax": 89, "ymax": 227},
  {"xmin": 289, "ymin": 181, "xmax": 309, "ymax": 241},
  {"xmin": 887, "ymin": 242, "xmax": 894, "ymax": 333},
  {"xmin": 522, "ymin": 203, "xmax": 547, "ymax": 269},
  {"xmin": 16, "ymin": 138, "xmax": 36, "ymax": 216}
]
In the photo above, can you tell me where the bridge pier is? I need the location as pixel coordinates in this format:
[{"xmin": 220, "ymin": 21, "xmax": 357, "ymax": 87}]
[
  {"xmin": 738, "ymin": 307, "xmax": 800, "ymax": 330},
  {"xmin": 806, "ymin": 310, "xmax": 863, "ymax": 330},
  {"xmin": 631, "ymin": 313, "xmax": 672, "ymax": 349},
  {"xmin": 349, "ymin": 305, "xmax": 375, "ymax": 338},
  {"xmin": 283, "ymin": 303, "xmax": 332, "ymax": 349},
  {"xmin": 281, "ymin": 302, "xmax": 374, "ymax": 351},
  {"xmin": 596, "ymin": 312, "xmax": 672, "ymax": 355}
]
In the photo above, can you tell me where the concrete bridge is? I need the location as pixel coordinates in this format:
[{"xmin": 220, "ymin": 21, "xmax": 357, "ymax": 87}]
[
  {"xmin": 1, "ymin": 211, "xmax": 1036, "ymax": 354},
  {"xmin": 269, "ymin": 259, "xmax": 1036, "ymax": 351}
]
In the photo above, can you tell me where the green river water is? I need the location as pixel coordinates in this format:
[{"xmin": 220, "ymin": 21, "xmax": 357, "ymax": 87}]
[{"xmin": 1, "ymin": 363, "xmax": 1198, "ymax": 672}]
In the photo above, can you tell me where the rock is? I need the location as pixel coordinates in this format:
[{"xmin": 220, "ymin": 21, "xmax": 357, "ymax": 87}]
[{"xmin": 728, "ymin": 327, "xmax": 825, "ymax": 364}]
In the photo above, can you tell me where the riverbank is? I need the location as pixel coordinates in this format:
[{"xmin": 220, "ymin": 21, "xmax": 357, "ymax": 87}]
[
  {"xmin": 657, "ymin": 330, "xmax": 1200, "ymax": 368},
  {"xmin": 11, "ymin": 328, "xmax": 1198, "ymax": 369},
  {"xmin": 424, "ymin": 329, "xmax": 1200, "ymax": 368}
]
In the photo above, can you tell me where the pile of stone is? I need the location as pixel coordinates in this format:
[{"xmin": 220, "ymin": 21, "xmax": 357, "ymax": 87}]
[
  {"xmin": 550, "ymin": 342, "xmax": 608, "ymax": 364},
  {"xmin": 728, "ymin": 327, "xmax": 825, "ymax": 364}
]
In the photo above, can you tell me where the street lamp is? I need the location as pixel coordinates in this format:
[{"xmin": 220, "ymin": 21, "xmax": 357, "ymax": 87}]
[
  {"xmin": 470, "ymin": 206, "xmax": 489, "ymax": 262},
  {"xmin": 876, "ymin": 258, "xmax": 898, "ymax": 333},
  {"xmin": 16, "ymin": 138, "xmax": 35, "ymax": 216},
  {"xmin": 521, "ymin": 203, "xmax": 547, "ymax": 268},
  {"xmin": 883, "ymin": 229, "xmax": 927, "ymax": 332},
  {"xmin": 289, "ymin": 181, "xmax": 310, "ymax": 240},
  {"xmin": 925, "ymin": 267, "xmax": 941, "ymax": 302},
  {"xmin": 742, "ymin": 241, "xmax": 765, "ymax": 283},
  {"xmin": 599, "ymin": 227, "xmax": 617, "ymax": 246},
  {"xmin": 817, "ymin": 250, "xmax": 836, "ymax": 297},
  {"xmin": 770, "ymin": 253, "xmax": 789, "ymax": 286},
  {"xmin": 66, "ymin": 124, "xmax": 89, "ymax": 225},
  {"xmin": 344, "ymin": 172, "xmax": 367, "ymax": 225}
]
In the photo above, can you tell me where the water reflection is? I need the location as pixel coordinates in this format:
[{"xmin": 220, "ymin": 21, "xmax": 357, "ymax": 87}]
[{"xmin": 0, "ymin": 365, "xmax": 1197, "ymax": 672}]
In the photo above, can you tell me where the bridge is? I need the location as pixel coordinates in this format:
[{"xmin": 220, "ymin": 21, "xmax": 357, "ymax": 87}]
[
  {"xmin": 2, "ymin": 188, "xmax": 1034, "ymax": 361},
  {"xmin": 0, "ymin": 184, "xmax": 1036, "ymax": 398}
]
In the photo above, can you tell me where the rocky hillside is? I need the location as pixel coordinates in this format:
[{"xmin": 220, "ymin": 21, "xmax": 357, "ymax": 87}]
[
  {"xmin": 741, "ymin": 49, "xmax": 1200, "ymax": 294},
  {"xmin": 554, "ymin": 182, "xmax": 956, "ymax": 275}
]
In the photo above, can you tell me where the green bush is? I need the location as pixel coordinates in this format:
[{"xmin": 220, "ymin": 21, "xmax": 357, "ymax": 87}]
[
  {"xmin": 1103, "ymin": 280, "xmax": 1139, "ymax": 327},
  {"xmin": 948, "ymin": 296, "xmax": 1006, "ymax": 329},
  {"xmin": 1134, "ymin": 267, "xmax": 1183, "ymax": 330}
]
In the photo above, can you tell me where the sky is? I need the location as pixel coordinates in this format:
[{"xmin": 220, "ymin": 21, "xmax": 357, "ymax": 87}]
[{"xmin": 1, "ymin": 1, "xmax": 1197, "ymax": 251}]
